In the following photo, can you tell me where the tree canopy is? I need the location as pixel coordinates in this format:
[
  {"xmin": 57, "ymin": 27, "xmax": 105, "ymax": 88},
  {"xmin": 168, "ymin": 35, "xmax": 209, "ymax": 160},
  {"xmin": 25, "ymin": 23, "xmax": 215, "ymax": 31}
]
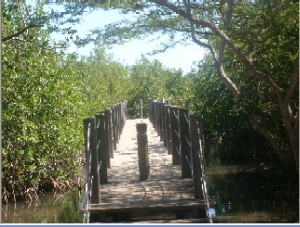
[{"xmin": 78, "ymin": 0, "xmax": 299, "ymax": 173}]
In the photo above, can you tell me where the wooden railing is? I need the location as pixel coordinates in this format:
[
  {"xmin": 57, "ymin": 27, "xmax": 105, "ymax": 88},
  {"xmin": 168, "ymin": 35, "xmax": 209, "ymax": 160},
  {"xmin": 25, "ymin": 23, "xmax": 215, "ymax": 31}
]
[
  {"xmin": 82, "ymin": 98, "xmax": 212, "ymax": 222},
  {"xmin": 83, "ymin": 101, "xmax": 127, "ymax": 207},
  {"xmin": 148, "ymin": 98, "xmax": 212, "ymax": 221}
]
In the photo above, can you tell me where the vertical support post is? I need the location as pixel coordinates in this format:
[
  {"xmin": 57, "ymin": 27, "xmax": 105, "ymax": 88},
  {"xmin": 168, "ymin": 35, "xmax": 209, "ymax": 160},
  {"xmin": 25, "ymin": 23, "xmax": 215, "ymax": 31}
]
[
  {"xmin": 83, "ymin": 119, "xmax": 92, "ymax": 205},
  {"xmin": 104, "ymin": 112, "xmax": 112, "ymax": 169},
  {"xmin": 148, "ymin": 98, "xmax": 153, "ymax": 122},
  {"xmin": 122, "ymin": 99, "xmax": 128, "ymax": 121},
  {"xmin": 86, "ymin": 117, "xmax": 100, "ymax": 204},
  {"xmin": 136, "ymin": 123, "xmax": 150, "ymax": 181},
  {"xmin": 105, "ymin": 109, "xmax": 113, "ymax": 159},
  {"xmin": 120, "ymin": 101, "xmax": 125, "ymax": 134},
  {"xmin": 117, "ymin": 103, "xmax": 122, "ymax": 142},
  {"xmin": 153, "ymin": 101, "xmax": 158, "ymax": 132},
  {"xmin": 157, "ymin": 101, "xmax": 161, "ymax": 134},
  {"xmin": 179, "ymin": 108, "xmax": 192, "ymax": 178},
  {"xmin": 159, "ymin": 102, "xmax": 164, "ymax": 141},
  {"xmin": 112, "ymin": 106, "xmax": 117, "ymax": 150},
  {"xmin": 170, "ymin": 107, "xmax": 181, "ymax": 165},
  {"xmin": 163, "ymin": 105, "xmax": 170, "ymax": 148},
  {"xmin": 115, "ymin": 104, "xmax": 119, "ymax": 144},
  {"xmin": 96, "ymin": 114, "xmax": 108, "ymax": 183},
  {"xmin": 190, "ymin": 115, "xmax": 204, "ymax": 199},
  {"xmin": 164, "ymin": 105, "xmax": 172, "ymax": 154}
]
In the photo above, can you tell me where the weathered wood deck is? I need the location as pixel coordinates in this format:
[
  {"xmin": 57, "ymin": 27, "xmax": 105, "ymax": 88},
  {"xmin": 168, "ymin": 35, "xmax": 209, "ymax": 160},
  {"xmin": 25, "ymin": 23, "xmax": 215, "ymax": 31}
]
[{"xmin": 86, "ymin": 119, "xmax": 206, "ymax": 222}]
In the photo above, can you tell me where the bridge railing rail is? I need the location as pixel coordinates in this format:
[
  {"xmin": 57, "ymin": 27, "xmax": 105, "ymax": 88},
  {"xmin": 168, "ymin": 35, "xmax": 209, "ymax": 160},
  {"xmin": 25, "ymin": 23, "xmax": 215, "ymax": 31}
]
[
  {"xmin": 83, "ymin": 100, "xmax": 127, "ymax": 209},
  {"xmin": 148, "ymin": 98, "xmax": 212, "ymax": 222}
]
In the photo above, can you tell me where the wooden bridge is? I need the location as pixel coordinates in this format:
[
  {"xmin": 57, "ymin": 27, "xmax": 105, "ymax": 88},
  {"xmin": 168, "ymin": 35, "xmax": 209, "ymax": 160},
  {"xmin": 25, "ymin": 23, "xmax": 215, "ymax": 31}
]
[{"xmin": 81, "ymin": 99, "xmax": 213, "ymax": 223}]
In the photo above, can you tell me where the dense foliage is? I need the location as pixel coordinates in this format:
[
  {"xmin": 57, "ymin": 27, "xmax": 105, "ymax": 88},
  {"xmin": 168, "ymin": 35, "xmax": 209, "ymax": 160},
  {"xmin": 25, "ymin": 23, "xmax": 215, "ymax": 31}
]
[
  {"xmin": 2, "ymin": 2, "xmax": 83, "ymax": 197},
  {"xmin": 188, "ymin": 58, "xmax": 274, "ymax": 165},
  {"xmin": 2, "ymin": 0, "xmax": 298, "ymax": 202},
  {"xmin": 126, "ymin": 56, "xmax": 192, "ymax": 117},
  {"xmin": 1, "ymin": 2, "xmax": 114, "ymax": 199},
  {"xmin": 77, "ymin": 0, "xmax": 299, "ymax": 173},
  {"xmin": 73, "ymin": 49, "xmax": 131, "ymax": 116},
  {"xmin": 1, "ymin": 1, "xmax": 190, "ymax": 200}
]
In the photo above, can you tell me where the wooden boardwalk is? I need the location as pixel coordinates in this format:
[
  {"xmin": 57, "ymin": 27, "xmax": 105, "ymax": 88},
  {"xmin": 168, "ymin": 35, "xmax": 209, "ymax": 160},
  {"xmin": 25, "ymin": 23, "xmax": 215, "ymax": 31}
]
[{"xmin": 86, "ymin": 119, "xmax": 207, "ymax": 223}]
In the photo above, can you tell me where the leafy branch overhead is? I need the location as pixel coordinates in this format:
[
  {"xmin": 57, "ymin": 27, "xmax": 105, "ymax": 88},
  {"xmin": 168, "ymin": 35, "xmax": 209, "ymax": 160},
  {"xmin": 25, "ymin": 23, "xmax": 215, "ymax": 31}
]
[
  {"xmin": 62, "ymin": 0, "xmax": 299, "ymax": 173},
  {"xmin": 82, "ymin": 0, "xmax": 298, "ymax": 172}
]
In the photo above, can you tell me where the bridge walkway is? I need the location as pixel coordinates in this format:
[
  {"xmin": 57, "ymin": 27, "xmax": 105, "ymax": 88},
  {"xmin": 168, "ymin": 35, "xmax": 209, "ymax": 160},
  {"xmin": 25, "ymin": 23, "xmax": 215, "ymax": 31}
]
[{"xmin": 87, "ymin": 118, "xmax": 206, "ymax": 223}]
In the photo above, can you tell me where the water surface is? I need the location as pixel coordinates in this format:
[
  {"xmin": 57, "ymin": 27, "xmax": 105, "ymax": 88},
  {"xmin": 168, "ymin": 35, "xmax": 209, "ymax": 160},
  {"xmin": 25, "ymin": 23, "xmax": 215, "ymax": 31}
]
[{"xmin": 2, "ymin": 191, "xmax": 83, "ymax": 223}]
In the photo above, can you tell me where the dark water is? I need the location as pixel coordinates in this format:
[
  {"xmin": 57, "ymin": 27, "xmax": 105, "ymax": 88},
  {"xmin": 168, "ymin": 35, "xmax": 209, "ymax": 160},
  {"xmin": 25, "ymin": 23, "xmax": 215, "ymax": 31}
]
[
  {"xmin": 2, "ymin": 145, "xmax": 299, "ymax": 223},
  {"xmin": 205, "ymin": 144, "xmax": 299, "ymax": 223},
  {"xmin": 206, "ymin": 166, "xmax": 299, "ymax": 223},
  {"xmin": 1, "ymin": 191, "xmax": 84, "ymax": 223}
]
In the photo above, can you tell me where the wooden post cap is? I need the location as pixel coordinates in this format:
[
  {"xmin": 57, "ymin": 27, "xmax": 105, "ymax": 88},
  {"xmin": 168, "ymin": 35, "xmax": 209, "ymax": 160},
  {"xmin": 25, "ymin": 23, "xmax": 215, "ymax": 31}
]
[{"xmin": 136, "ymin": 123, "xmax": 147, "ymax": 134}]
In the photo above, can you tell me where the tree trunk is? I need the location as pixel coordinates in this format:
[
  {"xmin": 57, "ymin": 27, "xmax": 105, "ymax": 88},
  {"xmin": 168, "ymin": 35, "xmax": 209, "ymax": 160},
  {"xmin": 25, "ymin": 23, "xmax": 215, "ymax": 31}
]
[
  {"xmin": 278, "ymin": 95, "xmax": 299, "ymax": 173},
  {"xmin": 152, "ymin": 0, "xmax": 299, "ymax": 173}
]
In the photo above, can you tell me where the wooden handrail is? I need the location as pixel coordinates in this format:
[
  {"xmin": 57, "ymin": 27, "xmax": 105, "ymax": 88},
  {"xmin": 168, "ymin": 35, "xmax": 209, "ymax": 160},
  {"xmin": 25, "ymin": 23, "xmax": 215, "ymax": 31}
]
[{"xmin": 83, "ymin": 100, "xmax": 127, "ymax": 207}]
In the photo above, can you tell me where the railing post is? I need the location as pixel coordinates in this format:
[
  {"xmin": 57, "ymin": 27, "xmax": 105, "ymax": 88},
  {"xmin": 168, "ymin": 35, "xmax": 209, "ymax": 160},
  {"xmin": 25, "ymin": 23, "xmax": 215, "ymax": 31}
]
[
  {"xmin": 153, "ymin": 101, "xmax": 158, "ymax": 132},
  {"xmin": 148, "ymin": 98, "xmax": 153, "ymax": 122},
  {"xmin": 170, "ymin": 107, "xmax": 181, "ymax": 165},
  {"xmin": 117, "ymin": 103, "xmax": 121, "ymax": 141},
  {"xmin": 96, "ymin": 114, "xmax": 108, "ymax": 183},
  {"xmin": 83, "ymin": 119, "xmax": 92, "ymax": 206},
  {"xmin": 122, "ymin": 99, "xmax": 128, "ymax": 121},
  {"xmin": 112, "ymin": 106, "xmax": 117, "ymax": 150},
  {"xmin": 105, "ymin": 109, "xmax": 113, "ymax": 160},
  {"xmin": 114, "ymin": 104, "xmax": 119, "ymax": 143},
  {"xmin": 120, "ymin": 101, "xmax": 125, "ymax": 134},
  {"xmin": 159, "ymin": 102, "xmax": 164, "ymax": 141},
  {"xmin": 84, "ymin": 117, "xmax": 100, "ymax": 204},
  {"xmin": 163, "ymin": 104, "xmax": 171, "ymax": 149},
  {"xmin": 179, "ymin": 108, "xmax": 192, "ymax": 178},
  {"xmin": 136, "ymin": 123, "xmax": 150, "ymax": 181},
  {"xmin": 156, "ymin": 101, "xmax": 160, "ymax": 135},
  {"xmin": 164, "ymin": 100, "xmax": 172, "ymax": 154},
  {"xmin": 190, "ymin": 115, "xmax": 204, "ymax": 199}
]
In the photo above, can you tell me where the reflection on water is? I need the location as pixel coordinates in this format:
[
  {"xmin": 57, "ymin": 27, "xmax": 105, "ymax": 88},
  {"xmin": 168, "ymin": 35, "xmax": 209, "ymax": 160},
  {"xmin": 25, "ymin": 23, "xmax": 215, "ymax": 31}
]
[
  {"xmin": 2, "ymin": 191, "xmax": 83, "ymax": 223},
  {"xmin": 205, "ymin": 144, "xmax": 299, "ymax": 223}
]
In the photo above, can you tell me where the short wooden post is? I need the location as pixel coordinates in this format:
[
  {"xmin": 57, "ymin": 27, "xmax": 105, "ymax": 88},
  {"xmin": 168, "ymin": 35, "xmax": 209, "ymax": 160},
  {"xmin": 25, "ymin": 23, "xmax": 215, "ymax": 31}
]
[
  {"xmin": 170, "ymin": 107, "xmax": 181, "ymax": 165},
  {"xmin": 179, "ymin": 108, "xmax": 192, "ymax": 178},
  {"xmin": 136, "ymin": 123, "xmax": 150, "ymax": 181},
  {"xmin": 190, "ymin": 115, "xmax": 204, "ymax": 199}
]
